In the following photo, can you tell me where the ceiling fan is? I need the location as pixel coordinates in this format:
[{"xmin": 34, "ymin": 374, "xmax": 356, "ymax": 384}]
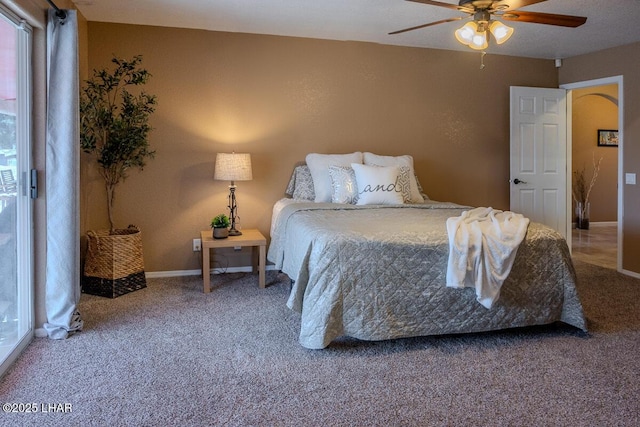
[{"xmin": 390, "ymin": 0, "xmax": 587, "ymax": 50}]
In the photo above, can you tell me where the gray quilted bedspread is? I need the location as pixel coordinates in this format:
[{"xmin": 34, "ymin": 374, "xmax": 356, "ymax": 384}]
[{"xmin": 268, "ymin": 200, "xmax": 587, "ymax": 349}]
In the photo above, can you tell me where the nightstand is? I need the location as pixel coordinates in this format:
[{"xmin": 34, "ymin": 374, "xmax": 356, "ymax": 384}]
[{"xmin": 200, "ymin": 229, "xmax": 266, "ymax": 293}]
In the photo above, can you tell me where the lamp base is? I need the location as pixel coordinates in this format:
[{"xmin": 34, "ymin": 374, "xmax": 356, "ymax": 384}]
[{"xmin": 228, "ymin": 228, "xmax": 242, "ymax": 236}]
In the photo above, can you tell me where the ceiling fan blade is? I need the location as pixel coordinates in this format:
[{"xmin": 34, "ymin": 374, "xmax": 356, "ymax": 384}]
[
  {"xmin": 389, "ymin": 17, "xmax": 465, "ymax": 35},
  {"xmin": 494, "ymin": 0, "xmax": 548, "ymax": 11},
  {"xmin": 406, "ymin": 0, "xmax": 463, "ymax": 11},
  {"xmin": 501, "ymin": 10, "xmax": 587, "ymax": 27}
]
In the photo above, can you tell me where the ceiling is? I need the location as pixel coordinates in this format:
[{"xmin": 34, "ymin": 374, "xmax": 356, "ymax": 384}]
[{"xmin": 71, "ymin": 0, "xmax": 640, "ymax": 59}]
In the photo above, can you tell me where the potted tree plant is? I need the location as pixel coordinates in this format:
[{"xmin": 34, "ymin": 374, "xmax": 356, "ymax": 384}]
[
  {"xmin": 80, "ymin": 55, "xmax": 157, "ymax": 298},
  {"xmin": 211, "ymin": 214, "xmax": 230, "ymax": 239}
]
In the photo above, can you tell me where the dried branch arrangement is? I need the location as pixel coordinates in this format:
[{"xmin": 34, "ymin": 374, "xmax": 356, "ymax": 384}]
[{"xmin": 572, "ymin": 153, "xmax": 603, "ymax": 219}]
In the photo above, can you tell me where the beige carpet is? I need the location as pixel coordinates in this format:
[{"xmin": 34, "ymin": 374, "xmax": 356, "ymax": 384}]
[{"xmin": 0, "ymin": 260, "xmax": 639, "ymax": 426}]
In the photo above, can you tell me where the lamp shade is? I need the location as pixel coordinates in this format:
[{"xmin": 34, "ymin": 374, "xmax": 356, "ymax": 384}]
[
  {"xmin": 214, "ymin": 153, "xmax": 253, "ymax": 181},
  {"xmin": 454, "ymin": 22, "xmax": 477, "ymax": 45},
  {"xmin": 489, "ymin": 20, "xmax": 514, "ymax": 45},
  {"xmin": 468, "ymin": 31, "xmax": 488, "ymax": 50}
]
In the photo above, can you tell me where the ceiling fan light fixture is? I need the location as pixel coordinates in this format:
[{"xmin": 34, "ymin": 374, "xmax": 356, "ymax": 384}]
[
  {"xmin": 455, "ymin": 21, "xmax": 488, "ymax": 50},
  {"xmin": 390, "ymin": 0, "xmax": 587, "ymax": 56},
  {"xmin": 454, "ymin": 22, "xmax": 477, "ymax": 45},
  {"xmin": 489, "ymin": 20, "xmax": 514, "ymax": 45},
  {"xmin": 468, "ymin": 31, "xmax": 488, "ymax": 50}
]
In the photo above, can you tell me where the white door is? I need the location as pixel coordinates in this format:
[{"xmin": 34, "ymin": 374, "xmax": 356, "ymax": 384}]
[{"xmin": 510, "ymin": 86, "xmax": 568, "ymax": 238}]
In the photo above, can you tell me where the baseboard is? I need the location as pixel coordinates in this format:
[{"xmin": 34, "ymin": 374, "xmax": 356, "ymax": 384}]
[
  {"xmin": 572, "ymin": 221, "xmax": 617, "ymax": 228},
  {"xmin": 621, "ymin": 269, "xmax": 640, "ymax": 280},
  {"xmin": 145, "ymin": 264, "xmax": 278, "ymax": 279}
]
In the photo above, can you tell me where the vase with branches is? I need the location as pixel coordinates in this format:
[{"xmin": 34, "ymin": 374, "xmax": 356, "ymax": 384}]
[
  {"xmin": 572, "ymin": 154, "xmax": 603, "ymax": 230},
  {"xmin": 80, "ymin": 55, "xmax": 157, "ymax": 233}
]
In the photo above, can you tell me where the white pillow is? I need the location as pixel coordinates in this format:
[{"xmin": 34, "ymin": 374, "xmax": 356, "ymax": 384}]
[
  {"xmin": 363, "ymin": 152, "xmax": 424, "ymax": 203},
  {"xmin": 306, "ymin": 152, "xmax": 363, "ymax": 202},
  {"xmin": 329, "ymin": 165, "xmax": 359, "ymax": 204},
  {"xmin": 351, "ymin": 163, "xmax": 404, "ymax": 205}
]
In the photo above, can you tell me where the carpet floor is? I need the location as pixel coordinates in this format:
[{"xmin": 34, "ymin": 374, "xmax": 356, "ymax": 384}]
[{"xmin": 0, "ymin": 260, "xmax": 639, "ymax": 426}]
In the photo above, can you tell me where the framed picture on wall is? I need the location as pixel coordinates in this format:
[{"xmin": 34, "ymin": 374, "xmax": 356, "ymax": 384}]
[{"xmin": 598, "ymin": 129, "xmax": 618, "ymax": 147}]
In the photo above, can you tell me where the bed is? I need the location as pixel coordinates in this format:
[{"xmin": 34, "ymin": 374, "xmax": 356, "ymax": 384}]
[{"xmin": 268, "ymin": 154, "xmax": 587, "ymax": 349}]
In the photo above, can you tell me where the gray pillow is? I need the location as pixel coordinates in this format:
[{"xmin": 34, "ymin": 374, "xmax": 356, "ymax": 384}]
[
  {"xmin": 328, "ymin": 165, "xmax": 359, "ymax": 204},
  {"xmin": 285, "ymin": 165, "xmax": 315, "ymax": 201}
]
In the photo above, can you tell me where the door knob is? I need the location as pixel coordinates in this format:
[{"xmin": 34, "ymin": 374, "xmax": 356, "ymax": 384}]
[{"xmin": 512, "ymin": 178, "xmax": 527, "ymax": 185}]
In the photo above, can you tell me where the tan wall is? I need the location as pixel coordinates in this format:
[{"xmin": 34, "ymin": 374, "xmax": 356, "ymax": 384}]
[
  {"xmin": 560, "ymin": 42, "xmax": 640, "ymax": 273},
  {"xmin": 572, "ymin": 85, "xmax": 618, "ymax": 222},
  {"xmin": 84, "ymin": 22, "xmax": 559, "ymax": 273}
]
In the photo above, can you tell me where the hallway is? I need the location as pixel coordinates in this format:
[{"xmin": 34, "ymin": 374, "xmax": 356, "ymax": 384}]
[{"xmin": 571, "ymin": 224, "xmax": 617, "ymax": 270}]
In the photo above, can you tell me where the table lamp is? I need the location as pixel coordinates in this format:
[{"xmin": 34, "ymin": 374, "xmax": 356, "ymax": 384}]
[{"xmin": 214, "ymin": 153, "xmax": 252, "ymax": 236}]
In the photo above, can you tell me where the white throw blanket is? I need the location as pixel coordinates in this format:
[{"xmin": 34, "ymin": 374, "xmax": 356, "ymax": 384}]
[{"xmin": 446, "ymin": 207, "xmax": 530, "ymax": 309}]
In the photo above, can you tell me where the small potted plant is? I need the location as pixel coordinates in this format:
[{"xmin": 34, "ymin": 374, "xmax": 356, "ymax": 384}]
[{"xmin": 211, "ymin": 214, "xmax": 230, "ymax": 239}]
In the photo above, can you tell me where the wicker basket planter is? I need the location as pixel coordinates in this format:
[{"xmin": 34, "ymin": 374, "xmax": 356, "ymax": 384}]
[{"xmin": 83, "ymin": 226, "xmax": 147, "ymax": 298}]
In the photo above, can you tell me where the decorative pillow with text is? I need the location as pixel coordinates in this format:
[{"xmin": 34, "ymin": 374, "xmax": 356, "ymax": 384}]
[
  {"xmin": 363, "ymin": 152, "xmax": 424, "ymax": 203},
  {"xmin": 351, "ymin": 163, "xmax": 404, "ymax": 205}
]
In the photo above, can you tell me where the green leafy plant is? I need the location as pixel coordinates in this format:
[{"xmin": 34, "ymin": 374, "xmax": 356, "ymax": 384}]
[
  {"xmin": 80, "ymin": 55, "xmax": 157, "ymax": 233},
  {"xmin": 211, "ymin": 214, "xmax": 230, "ymax": 229}
]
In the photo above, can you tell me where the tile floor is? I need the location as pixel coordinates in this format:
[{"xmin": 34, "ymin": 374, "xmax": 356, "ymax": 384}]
[{"xmin": 571, "ymin": 223, "xmax": 618, "ymax": 270}]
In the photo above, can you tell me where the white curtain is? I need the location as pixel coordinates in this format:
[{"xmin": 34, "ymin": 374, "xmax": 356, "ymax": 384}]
[{"xmin": 43, "ymin": 9, "xmax": 83, "ymax": 339}]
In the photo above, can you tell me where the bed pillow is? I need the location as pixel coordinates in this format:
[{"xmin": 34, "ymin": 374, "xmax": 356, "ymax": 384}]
[
  {"xmin": 332, "ymin": 163, "xmax": 410, "ymax": 203},
  {"xmin": 306, "ymin": 152, "xmax": 363, "ymax": 202},
  {"xmin": 395, "ymin": 166, "xmax": 413, "ymax": 203},
  {"xmin": 363, "ymin": 152, "xmax": 424, "ymax": 203},
  {"xmin": 351, "ymin": 163, "xmax": 404, "ymax": 205},
  {"xmin": 285, "ymin": 165, "xmax": 315, "ymax": 201},
  {"xmin": 328, "ymin": 165, "xmax": 359, "ymax": 204},
  {"xmin": 285, "ymin": 171, "xmax": 296, "ymax": 197}
]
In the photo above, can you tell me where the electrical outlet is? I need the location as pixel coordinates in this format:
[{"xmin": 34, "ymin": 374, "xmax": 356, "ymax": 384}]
[{"xmin": 193, "ymin": 238, "xmax": 202, "ymax": 252}]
